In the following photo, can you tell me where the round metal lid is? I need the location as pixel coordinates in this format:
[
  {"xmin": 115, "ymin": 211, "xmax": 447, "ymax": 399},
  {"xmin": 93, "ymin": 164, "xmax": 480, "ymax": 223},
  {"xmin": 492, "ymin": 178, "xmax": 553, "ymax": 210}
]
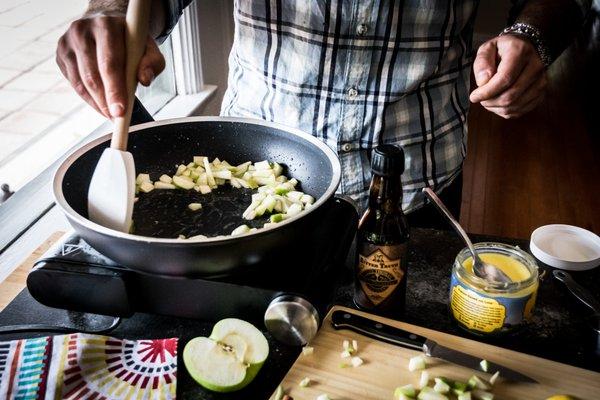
[
  {"xmin": 264, "ymin": 295, "xmax": 319, "ymax": 346},
  {"xmin": 530, "ymin": 224, "xmax": 600, "ymax": 271}
]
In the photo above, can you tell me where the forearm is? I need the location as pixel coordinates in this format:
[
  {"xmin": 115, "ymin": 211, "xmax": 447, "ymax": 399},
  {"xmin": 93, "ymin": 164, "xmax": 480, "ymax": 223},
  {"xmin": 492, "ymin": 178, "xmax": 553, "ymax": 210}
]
[
  {"xmin": 84, "ymin": 0, "xmax": 166, "ymax": 39},
  {"xmin": 510, "ymin": 0, "xmax": 591, "ymax": 62}
]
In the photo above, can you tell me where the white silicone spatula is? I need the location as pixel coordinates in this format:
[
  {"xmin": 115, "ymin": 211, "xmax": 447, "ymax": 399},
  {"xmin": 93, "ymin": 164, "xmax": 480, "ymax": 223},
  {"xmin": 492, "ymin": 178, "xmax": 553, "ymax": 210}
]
[{"xmin": 87, "ymin": 0, "xmax": 151, "ymax": 232}]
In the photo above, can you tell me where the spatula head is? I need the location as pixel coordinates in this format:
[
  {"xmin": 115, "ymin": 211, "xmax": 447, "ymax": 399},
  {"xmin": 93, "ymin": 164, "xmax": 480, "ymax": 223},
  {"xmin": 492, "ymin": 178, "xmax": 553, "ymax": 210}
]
[{"xmin": 88, "ymin": 147, "xmax": 136, "ymax": 232}]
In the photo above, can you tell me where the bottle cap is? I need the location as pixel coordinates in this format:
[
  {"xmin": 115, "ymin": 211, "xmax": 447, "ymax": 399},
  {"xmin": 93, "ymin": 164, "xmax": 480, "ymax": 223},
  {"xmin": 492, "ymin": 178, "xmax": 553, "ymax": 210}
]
[{"xmin": 371, "ymin": 144, "xmax": 405, "ymax": 177}]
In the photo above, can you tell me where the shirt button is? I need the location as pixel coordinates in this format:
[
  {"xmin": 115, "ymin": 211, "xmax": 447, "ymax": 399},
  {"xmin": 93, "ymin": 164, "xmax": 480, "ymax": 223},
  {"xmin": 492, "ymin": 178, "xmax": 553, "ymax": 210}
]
[
  {"xmin": 357, "ymin": 23, "xmax": 368, "ymax": 36},
  {"xmin": 347, "ymin": 87, "xmax": 358, "ymax": 99},
  {"xmin": 342, "ymin": 143, "xmax": 352, "ymax": 152}
]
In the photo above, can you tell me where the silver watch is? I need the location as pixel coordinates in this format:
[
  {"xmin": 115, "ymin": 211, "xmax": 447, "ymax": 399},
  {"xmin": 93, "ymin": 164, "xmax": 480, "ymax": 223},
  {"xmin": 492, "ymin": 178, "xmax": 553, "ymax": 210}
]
[{"xmin": 500, "ymin": 22, "xmax": 552, "ymax": 67}]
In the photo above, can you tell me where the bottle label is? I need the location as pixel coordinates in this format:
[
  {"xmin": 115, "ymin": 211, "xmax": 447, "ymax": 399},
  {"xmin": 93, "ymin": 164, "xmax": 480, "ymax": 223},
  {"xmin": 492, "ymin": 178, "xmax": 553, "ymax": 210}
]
[{"xmin": 357, "ymin": 245, "xmax": 406, "ymax": 306}]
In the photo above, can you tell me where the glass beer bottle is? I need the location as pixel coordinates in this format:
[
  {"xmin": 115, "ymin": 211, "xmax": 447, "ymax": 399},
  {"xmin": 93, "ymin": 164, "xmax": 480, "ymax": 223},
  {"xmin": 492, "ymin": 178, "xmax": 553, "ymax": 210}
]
[{"xmin": 354, "ymin": 144, "xmax": 409, "ymax": 316}]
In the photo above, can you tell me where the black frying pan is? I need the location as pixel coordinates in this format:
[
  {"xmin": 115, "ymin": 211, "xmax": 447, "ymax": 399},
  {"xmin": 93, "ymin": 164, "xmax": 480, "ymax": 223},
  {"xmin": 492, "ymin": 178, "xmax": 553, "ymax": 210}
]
[{"xmin": 53, "ymin": 102, "xmax": 341, "ymax": 277}]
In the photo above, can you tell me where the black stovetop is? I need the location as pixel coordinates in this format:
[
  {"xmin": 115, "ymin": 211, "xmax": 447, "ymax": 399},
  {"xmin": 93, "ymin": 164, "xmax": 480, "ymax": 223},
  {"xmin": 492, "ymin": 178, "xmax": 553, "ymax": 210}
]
[{"xmin": 1, "ymin": 228, "xmax": 599, "ymax": 399}]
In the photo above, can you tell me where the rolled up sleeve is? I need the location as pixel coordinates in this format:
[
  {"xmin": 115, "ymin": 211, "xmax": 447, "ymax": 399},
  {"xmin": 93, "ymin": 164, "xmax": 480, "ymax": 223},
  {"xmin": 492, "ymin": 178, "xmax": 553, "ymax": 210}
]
[
  {"xmin": 156, "ymin": 0, "xmax": 195, "ymax": 43},
  {"xmin": 509, "ymin": 0, "xmax": 593, "ymax": 24}
]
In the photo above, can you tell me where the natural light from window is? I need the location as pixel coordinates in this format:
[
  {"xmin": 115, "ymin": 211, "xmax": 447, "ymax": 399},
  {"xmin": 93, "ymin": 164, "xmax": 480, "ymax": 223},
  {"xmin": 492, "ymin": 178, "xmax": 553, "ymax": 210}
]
[
  {"xmin": 0, "ymin": 1, "xmax": 92, "ymax": 193},
  {"xmin": 0, "ymin": 0, "xmax": 176, "ymax": 199}
]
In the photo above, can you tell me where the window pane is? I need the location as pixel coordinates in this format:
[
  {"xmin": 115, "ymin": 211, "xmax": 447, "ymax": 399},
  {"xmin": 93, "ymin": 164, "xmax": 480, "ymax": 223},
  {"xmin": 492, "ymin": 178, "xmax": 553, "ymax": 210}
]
[
  {"xmin": 0, "ymin": 0, "xmax": 176, "ymax": 198},
  {"xmin": 137, "ymin": 40, "xmax": 177, "ymax": 115}
]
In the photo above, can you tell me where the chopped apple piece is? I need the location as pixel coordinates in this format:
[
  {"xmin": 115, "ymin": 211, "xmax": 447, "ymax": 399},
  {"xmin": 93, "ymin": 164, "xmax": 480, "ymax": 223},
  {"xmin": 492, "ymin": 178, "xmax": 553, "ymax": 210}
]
[
  {"xmin": 173, "ymin": 175, "xmax": 195, "ymax": 189},
  {"xmin": 301, "ymin": 346, "xmax": 314, "ymax": 356},
  {"xmin": 188, "ymin": 203, "xmax": 202, "ymax": 211},
  {"xmin": 139, "ymin": 181, "xmax": 154, "ymax": 193},
  {"xmin": 298, "ymin": 377, "xmax": 311, "ymax": 387},
  {"xmin": 159, "ymin": 174, "xmax": 172, "ymax": 183},
  {"xmin": 154, "ymin": 182, "xmax": 176, "ymax": 189},
  {"xmin": 231, "ymin": 225, "xmax": 250, "ymax": 236},
  {"xmin": 408, "ymin": 355, "xmax": 426, "ymax": 372}
]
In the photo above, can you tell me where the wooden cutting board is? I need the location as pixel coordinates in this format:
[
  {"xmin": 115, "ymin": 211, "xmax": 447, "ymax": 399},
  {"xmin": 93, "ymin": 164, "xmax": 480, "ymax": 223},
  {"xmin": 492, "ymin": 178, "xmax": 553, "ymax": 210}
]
[
  {"xmin": 0, "ymin": 232, "xmax": 64, "ymax": 311},
  {"xmin": 276, "ymin": 306, "xmax": 599, "ymax": 400}
]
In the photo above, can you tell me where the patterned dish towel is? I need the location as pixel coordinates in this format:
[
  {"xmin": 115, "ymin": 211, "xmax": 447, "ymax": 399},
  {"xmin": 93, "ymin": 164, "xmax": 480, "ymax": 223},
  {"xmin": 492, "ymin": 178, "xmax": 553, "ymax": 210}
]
[{"xmin": 0, "ymin": 333, "xmax": 178, "ymax": 400}]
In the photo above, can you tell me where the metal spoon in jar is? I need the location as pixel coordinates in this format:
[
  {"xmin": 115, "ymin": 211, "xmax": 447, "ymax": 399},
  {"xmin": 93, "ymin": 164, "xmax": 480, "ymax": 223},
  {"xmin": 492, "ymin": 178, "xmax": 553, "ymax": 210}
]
[{"xmin": 422, "ymin": 188, "xmax": 512, "ymax": 283}]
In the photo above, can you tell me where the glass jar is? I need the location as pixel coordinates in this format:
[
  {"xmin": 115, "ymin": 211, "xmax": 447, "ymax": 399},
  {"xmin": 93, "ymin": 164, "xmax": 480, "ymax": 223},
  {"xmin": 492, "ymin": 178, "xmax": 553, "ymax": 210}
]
[{"xmin": 449, "ymin": 242, "xmax": 539, "ymax": 336}]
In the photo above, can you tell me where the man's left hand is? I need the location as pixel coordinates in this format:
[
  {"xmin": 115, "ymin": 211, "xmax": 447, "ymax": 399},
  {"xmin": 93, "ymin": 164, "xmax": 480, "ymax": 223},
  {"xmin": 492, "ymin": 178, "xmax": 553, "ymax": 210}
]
[{"xmin": 469, "ymin": 34, "xmax": 547, "ymax": 119}]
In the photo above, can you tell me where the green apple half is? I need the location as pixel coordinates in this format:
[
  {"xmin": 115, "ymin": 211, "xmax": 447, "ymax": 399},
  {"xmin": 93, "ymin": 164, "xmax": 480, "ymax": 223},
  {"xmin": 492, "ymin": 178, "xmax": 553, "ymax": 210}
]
[{"xmin": 183, "ymin": 318, "xmax": 269, "ymax": 392}]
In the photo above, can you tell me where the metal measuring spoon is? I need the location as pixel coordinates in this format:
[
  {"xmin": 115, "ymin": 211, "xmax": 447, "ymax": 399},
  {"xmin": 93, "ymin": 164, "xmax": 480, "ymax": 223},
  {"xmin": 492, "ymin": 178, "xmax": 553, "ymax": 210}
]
[
  {"xmin": 553, "ymin": 270, "xmax": 600, "ymax": 313},
  {"xmin": 264, "ymin": 295, "xmax": 319, "ymax": 346},
  {"xmin": 423, "ymin": 188, "xmax": 512, "ymax": 283},
  {"xmin": 554, "ymin": 270, "xmax": 600, "ymax": 356}
]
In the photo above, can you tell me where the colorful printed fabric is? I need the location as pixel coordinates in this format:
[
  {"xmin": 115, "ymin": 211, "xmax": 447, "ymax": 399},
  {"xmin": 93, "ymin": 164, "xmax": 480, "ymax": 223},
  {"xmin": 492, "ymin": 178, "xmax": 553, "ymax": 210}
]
[{"xmin": 0, "ymin": 334, "xmax": 178, "ymax": 400}]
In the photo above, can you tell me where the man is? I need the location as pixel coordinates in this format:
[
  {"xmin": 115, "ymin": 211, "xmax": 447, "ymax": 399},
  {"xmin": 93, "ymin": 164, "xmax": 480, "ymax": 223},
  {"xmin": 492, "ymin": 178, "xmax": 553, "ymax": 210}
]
[{"xmin": 56, "ymin": 0, "xmax": 589, "ymax": 225}]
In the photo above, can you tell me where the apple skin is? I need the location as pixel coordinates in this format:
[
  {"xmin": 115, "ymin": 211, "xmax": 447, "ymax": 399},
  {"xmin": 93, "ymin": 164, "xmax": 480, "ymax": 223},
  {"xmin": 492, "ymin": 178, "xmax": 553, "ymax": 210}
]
[
  {"xmin": 187, "ymin": 359, "xmax": 267, "ymax": 393},
  {"xmin": 231, "ymin": 359, "xmax": 265, "ymax": 392}
]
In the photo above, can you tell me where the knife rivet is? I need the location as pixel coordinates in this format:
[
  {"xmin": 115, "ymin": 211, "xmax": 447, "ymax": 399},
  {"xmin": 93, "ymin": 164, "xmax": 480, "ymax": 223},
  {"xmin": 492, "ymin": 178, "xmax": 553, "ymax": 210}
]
[
  {"xmin": 343, "ymin": 313, "xmax": 351, "ymax": 319},
  {"xmin": 375, "ymin": 323, "xmax": 383, "ymax": 329},
  {"xmin": 409, "ymin": 334, "xmax": 417, "ymax": 340}
]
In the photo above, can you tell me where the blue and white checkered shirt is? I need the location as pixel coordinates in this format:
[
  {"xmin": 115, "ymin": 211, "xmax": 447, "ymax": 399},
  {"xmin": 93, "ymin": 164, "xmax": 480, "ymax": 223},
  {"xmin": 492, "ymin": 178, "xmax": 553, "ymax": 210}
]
[{"xmin": 165, "ymin": 1, "xmax": 478, "ymax": 211}]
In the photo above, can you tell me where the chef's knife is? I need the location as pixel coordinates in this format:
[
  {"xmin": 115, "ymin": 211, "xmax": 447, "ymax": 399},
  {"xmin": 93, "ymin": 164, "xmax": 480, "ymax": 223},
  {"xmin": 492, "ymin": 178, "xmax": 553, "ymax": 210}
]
[{"xmin": 331, "ymin": 310, "xmax": 537, "ymax": 383}]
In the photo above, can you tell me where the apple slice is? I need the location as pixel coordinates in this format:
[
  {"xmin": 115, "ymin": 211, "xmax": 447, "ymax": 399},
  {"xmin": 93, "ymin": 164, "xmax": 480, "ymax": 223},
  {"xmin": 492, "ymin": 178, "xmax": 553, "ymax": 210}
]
[
  {"xmin": 184, "ymin": 318, "xmax": 269, "ymax": 393},
  {"xmin": 183, "ymin": 337, "xmax": 247, "ymax": 392}
]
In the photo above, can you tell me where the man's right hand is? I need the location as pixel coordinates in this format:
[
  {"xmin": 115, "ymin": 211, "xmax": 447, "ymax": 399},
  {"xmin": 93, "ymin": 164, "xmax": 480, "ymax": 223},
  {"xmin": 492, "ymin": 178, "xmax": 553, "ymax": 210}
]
[{"xmin": 56, "ymin": 13, "xmax": 166, "ymax": 118}]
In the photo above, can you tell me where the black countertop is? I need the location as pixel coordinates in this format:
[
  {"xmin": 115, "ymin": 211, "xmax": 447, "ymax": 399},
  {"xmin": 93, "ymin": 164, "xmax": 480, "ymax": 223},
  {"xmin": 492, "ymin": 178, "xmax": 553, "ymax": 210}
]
[{"xmin": 0, "ymin": 228, "xmax": 599, "ymax": 399}]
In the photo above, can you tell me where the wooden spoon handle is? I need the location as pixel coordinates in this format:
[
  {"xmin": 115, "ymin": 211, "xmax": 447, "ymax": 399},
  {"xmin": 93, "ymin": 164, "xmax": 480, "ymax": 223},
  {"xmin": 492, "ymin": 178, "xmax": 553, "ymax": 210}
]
[{"xmin": 111, "ymin": 0, "xmax": 151, "ymax": 151}]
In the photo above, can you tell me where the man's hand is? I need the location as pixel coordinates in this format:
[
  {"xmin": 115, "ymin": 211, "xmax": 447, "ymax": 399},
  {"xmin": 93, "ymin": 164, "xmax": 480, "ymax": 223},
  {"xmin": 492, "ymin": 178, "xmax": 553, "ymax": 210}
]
[
  {"xmin": 56, "ymin": 13, "xmax": 166, "ymax": 118},
  {"xmin": 469, "ymin": 35, "xmax": 547, "ymax": 119}
]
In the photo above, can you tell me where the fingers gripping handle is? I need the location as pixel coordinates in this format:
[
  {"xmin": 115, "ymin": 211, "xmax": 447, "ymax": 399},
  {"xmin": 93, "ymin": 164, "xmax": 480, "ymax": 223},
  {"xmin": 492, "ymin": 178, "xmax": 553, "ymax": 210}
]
[{"xmin": 111, "ymin": 0, "xmax": 152, "ymax": 151}]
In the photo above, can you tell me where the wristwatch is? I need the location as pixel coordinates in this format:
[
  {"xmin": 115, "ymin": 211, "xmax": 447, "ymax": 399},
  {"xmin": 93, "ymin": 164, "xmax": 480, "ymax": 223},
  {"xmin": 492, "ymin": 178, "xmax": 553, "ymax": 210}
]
[{"xmin": 500, "ymin": 22, "xmax": 552, "ymax": 67}]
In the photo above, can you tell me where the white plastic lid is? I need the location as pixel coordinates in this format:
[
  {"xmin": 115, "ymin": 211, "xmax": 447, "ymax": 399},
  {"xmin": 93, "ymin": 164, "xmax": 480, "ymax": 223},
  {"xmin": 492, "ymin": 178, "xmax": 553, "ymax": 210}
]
[{"xmin": 530, "ymin": 224, "xmax": 600, "ymax": 271}]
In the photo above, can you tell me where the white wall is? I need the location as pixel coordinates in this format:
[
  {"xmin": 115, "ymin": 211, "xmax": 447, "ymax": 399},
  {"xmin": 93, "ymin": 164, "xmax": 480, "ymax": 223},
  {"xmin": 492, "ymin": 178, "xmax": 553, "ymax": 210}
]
[
  {"xmin": 194, "ymin": 0, "xmax": 234, "ymax": 115},
  {"xmin": 473, "ymin": 1, "xmax": 511, "ymax": 45}
]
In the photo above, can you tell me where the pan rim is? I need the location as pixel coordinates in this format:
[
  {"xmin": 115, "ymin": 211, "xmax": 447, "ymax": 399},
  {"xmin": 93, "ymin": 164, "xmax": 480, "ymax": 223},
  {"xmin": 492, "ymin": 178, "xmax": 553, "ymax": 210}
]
[{"xmin": 53, "ymin": 116, "xmax": 342, "ymax": 244}]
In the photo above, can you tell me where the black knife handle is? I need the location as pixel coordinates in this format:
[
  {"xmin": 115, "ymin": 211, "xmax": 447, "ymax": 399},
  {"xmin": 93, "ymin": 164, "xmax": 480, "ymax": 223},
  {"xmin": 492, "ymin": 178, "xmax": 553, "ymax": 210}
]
[
  {"xmin": 331, "ymin": 310, "xmax": 427, "ymax": 352},
  {"xmin": 131, "ymin": 97, "xmax": 154, "ymax": 125}
]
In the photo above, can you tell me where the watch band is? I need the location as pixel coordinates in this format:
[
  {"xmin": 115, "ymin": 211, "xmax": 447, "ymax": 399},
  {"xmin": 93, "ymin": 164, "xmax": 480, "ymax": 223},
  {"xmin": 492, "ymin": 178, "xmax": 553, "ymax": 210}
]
[{"xmin": 500, "ymin": 22, "xmax": 552, "ymax": 67}]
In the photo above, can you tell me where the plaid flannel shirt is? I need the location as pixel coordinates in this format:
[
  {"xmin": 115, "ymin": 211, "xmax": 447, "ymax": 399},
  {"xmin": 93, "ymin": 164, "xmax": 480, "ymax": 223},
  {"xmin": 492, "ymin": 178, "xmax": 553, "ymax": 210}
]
[{"xmin": 164, "ymin": 1, "xmax": 478, "ymax": 211}]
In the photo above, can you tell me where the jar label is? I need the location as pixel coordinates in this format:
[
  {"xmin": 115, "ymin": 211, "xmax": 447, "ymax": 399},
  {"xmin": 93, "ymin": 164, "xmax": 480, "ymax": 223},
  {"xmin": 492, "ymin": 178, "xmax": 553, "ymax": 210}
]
[
  {"xmin": 357, "ymin": 245, "xmax": 405, "ymax": 306},
  {"xmin": 450, "ymin": 285, "xmax": 506, "ymax": 333},
  {"xmin": 449, "ymin": 273, "xmax": 538, "ymax": 335}
]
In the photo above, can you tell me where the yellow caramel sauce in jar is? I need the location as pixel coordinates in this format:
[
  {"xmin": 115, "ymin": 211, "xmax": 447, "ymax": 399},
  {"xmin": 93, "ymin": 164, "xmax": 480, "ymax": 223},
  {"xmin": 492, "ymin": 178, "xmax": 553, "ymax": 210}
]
[{"xmin": 449, "ymin": 242, "xmax": 539, "ymax": 336}]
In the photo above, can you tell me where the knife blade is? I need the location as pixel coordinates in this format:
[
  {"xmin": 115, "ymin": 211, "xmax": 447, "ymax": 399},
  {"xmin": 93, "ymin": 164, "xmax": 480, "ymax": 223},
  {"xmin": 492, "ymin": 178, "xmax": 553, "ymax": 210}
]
[{"xmin": 331, "ymin": 309, "xmax": 537, "ymax": 383}]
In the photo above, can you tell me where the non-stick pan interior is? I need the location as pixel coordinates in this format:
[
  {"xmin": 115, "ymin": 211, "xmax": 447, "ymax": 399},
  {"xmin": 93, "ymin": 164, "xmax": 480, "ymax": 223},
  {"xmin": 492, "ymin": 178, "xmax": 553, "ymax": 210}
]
[{"xmin": 61, "ymin": 119, "xmax": 335, "ymax": 238}]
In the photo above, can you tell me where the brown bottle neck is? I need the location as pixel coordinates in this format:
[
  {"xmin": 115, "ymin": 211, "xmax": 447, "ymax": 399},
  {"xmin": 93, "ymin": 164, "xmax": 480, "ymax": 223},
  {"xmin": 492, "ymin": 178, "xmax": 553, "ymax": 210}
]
[{"xmin": 368, "ymin": 174, "xmax": 403, "ymax": 213}]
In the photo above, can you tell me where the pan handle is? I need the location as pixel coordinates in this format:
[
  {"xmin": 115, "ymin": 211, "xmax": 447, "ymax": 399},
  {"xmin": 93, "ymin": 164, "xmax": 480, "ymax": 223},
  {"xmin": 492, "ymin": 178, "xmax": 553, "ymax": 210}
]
[{"xmin": 130, "ymin": 97, "xmax": 155, "ymax": 125}]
